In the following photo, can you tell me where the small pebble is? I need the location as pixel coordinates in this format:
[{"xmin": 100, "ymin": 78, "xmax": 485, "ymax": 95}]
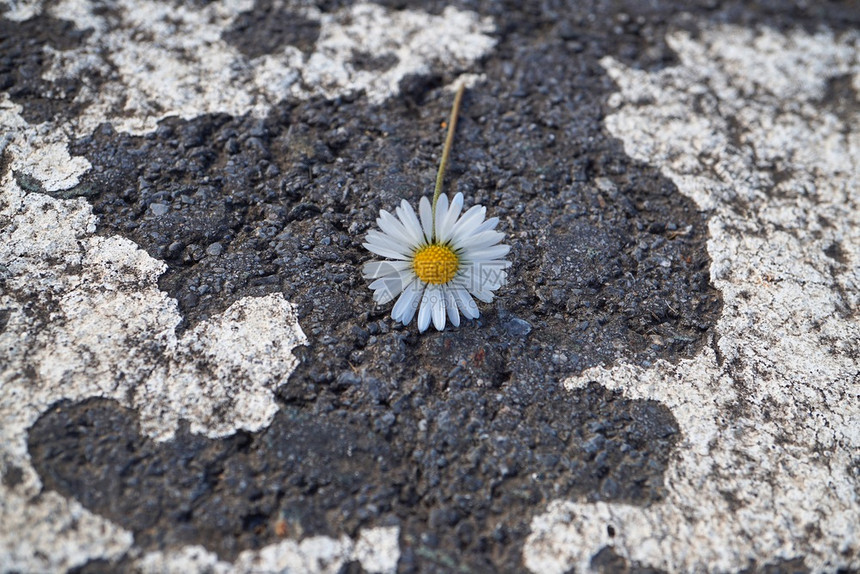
[
  {"xmin": 150, "ymin": 203, "xmax": 169, "ymax": 216},
  {"xmin": 504, "ymin": 317, "xmax": 532, "ymax": 337}
]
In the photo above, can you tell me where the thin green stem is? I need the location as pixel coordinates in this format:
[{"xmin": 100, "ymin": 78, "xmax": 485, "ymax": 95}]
[{"xmin": 432, "ymin": 83, "xmax": 466, "ymax": 226}]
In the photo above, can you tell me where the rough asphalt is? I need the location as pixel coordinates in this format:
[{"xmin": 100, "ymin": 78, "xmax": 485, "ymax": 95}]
[{"xmin": 2, "ymin": 0, "xmax": 859, "ymax": 572}]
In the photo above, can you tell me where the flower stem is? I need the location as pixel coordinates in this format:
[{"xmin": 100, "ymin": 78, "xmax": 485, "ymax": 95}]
[{"xmin": 432, "ymin": 83, "xmax": 465, "ymax": 223}]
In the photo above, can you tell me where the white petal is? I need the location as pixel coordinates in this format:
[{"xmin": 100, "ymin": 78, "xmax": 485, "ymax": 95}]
[
  {"xmin": 448, "ymin": 205, "xmax": 486, "ymax": 245},
  {"xmin": 392, "ymin": 280, "xmax": 424, "ymax": 325},
  {"xmin": 450, "ymin": 205, "xmax": 484, "ymax": 232},
  {"xmin": 476, "ymin": 268, "xmax": 507, "ymax": 291},
  {"xmin": 363, "ymin": 260, "xmax": 412, "ymax": 279},
  {"xmin": 397, "ymin": 200, "xmax": 425, "ymax": 245},
  {"xmin": 369, "ymin": 267, "xmax": 414, "ymax": 293},
  {"xmin": 453, "ymin": 269, "xmax": 495, "ymax": 302},
  {"xmin": 363, "ymin": 242, "xmax": 411, "ymax": 260},
  {"xmin": 452, "ymin": 286, "xmax": 479, "ymax": 320},
  {"xmin": 453, "ymin": 269, "xmax": 475, "ymax": 294},
  {"xmin": 365, "ymin": 229, "xmax": 408, "ymax": 250},
  {"xmin": 419, "ymin": 196, "xmax": 434, "ymax": 243},
  {"xmin": 429, "ymin": 284, "xmax": 446, "ymax": 331},
  {"xmin": 454, "ymin": 230, "xmax": 505, "ymax": 252},
  {"xmin": 439, "ymin": 192, "xmax": 465, "ymax": 243},
  {"xmin": 444, "ymin": 287, "xmax": 461, "ymax": 327},
  {"xmin": 469, "ymin": 288, "xmax": 494, "ymax": 303},
  {"xmin": 460, "ymin": 262, "xmax": 508, "ymax": 293},
  {"xmin": 364, "ymin": 229, "xmax": 402, "ymax": 247},
  {"xmin": 433, "ymin": 194, "xmax": 449, "ymax": 244},
  {"xmin": 369, "ymin": 266, "xmax": 415, "ymax": 305},
  {"xmin": 372, "ymin": 284, "xmax": 403, "ymax": 305},
  {"xmin": 474, "ymin": 217, "xmax": 499, "ymax": 233},
  {"xmin": 378, "ymin": 210, "xmax": 415, "ymax": 247},
  {"xmin": 375, "ymin": 291, "xmax": 396, "ymax": 305},
  {"xmin": 460, "ymin": 244, "xmax": 510, "ymax": 262},
  {"xmin": 417, "ymin": 286, "xmax": 433, "ymax": 332},
  {"xmin": 365, "ymin": 237, "xmax": 414, "ymax": 262}
]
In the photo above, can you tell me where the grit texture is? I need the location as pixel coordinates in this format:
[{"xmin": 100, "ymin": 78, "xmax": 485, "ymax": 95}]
[
  {"xmin": 526, "ymin": 22, "xmax": 860, "ymax": 574},
  {"xmin": 1, "ymin": 0, "xmax": 857, "ymax": 572}
]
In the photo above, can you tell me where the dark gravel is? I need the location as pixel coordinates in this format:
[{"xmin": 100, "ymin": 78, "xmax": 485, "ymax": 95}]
[
  {"xmin": 0, "ymin": 13, "xmax": 97, "ymax": 124},
  {"xmin": 32, "ymin": 385, "xmax": 679, "ymax": 571},
  {"xmin": 223, "ymin": 0, "xmax": 321, "ymax": 58},
  {"xmin": 11, "ymin": 0, "xmax": 859, "ymax": 571}
]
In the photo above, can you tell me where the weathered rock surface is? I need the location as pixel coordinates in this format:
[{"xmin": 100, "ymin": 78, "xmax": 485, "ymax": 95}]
[{"xmin": 1, "ymin": 0, "xmax": 857, "ymax": 572}]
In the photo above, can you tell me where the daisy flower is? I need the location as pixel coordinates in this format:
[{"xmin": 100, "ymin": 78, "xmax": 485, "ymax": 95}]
[
  {"xmin": 362, "ymin": 83, "xmax": 509, "ymax": 332},
  {"xmin": 363, "ymin": 192, "xmax": 510, "ymax": 331}
]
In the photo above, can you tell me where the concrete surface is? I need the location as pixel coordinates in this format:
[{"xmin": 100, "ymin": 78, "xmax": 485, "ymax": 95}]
[{"xmin": 1, "ymin": 0, "xmax": 858, "ymax": 572}]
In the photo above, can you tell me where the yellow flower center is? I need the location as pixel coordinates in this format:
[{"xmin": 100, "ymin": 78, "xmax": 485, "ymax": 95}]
[{"xmin": 413, "ymin": 244, "xmax": 459, "ymax": 285}]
